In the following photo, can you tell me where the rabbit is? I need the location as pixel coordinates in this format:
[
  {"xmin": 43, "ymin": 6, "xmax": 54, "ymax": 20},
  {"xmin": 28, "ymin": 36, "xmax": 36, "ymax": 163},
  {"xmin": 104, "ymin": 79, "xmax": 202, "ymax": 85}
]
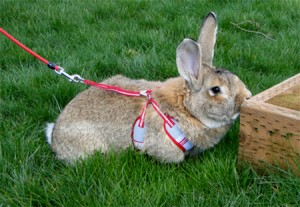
[{"xmin": 46, "ymin": 12, "xmax": 252, "ymax": 163}]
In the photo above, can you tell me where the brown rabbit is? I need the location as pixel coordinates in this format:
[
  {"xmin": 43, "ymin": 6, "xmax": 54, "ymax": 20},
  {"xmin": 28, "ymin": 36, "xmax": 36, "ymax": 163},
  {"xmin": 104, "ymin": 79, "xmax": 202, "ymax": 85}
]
[{"xmin": 46, "ymin": 12, "xmax": 252, "ymax": 163}]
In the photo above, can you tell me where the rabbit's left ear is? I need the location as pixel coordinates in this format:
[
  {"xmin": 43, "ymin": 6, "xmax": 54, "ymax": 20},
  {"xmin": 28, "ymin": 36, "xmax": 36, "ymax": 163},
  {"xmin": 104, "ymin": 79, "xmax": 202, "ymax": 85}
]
[
  {"xmin": 198, "ymin": 12, "xmax": 218, "ymax": 66},
  {"xmin": 176, "ymin": 38, "xmax": 202, "ymax": 84}
]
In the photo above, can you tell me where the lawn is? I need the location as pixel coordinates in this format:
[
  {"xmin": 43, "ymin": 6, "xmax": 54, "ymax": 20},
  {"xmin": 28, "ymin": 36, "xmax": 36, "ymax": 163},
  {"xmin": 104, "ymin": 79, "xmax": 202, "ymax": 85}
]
[{"xmin": 0, "ymin": 0, "xmax": 299, "ymax": 206}]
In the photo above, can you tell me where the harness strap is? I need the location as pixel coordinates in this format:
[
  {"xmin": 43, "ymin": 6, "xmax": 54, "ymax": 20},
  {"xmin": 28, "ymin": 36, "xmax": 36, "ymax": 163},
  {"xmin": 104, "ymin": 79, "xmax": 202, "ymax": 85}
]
[
  {"xmin": 164, "ymin": 117, "xmax": 194, "ymax": 152},
  {"xmin": 132, "ymin": 115, "xmax": 194, "ymax": 152},
  {"xmin": 131, "ymin": 116, "xmax": 146, "ymax": 150}
]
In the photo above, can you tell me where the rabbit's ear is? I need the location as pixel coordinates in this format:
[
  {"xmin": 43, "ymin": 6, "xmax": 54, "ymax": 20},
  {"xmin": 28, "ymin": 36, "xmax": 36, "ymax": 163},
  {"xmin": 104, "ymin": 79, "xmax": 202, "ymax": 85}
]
[
  {"xmin": 198, "ymin": 12, "xmax": 217, "ymax": 66},
  {"xmin": 176, "ymin": 38, "xmax": 202, "ymax": 84}
]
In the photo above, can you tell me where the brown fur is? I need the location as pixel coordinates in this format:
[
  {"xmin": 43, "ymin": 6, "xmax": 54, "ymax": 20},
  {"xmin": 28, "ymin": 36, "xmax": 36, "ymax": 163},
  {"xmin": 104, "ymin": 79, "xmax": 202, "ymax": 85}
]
[{"xmin": 46, "ymin": 12, "xmax": 251, "ymax": 163}]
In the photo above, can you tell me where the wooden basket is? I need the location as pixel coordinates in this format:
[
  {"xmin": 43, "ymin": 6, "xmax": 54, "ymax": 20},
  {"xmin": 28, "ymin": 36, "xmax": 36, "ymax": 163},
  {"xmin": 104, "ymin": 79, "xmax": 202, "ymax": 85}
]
[{"xmin": 238, "ymin": 73, "xmax": 300, "ymax": 176}]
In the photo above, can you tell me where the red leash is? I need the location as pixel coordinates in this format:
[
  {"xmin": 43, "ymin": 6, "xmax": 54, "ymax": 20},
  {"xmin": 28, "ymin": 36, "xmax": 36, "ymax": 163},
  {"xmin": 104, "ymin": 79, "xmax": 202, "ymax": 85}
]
[{"xmin": 0, "ymin": 28, "xmax": 142, "ymax": 94}]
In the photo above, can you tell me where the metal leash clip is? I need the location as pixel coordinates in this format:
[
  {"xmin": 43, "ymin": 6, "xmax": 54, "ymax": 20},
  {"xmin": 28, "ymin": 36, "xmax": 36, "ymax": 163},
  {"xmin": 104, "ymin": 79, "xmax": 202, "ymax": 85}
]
[{"xmin": 55, "ymin": 66, "xmax": 84, "ymax": 83}]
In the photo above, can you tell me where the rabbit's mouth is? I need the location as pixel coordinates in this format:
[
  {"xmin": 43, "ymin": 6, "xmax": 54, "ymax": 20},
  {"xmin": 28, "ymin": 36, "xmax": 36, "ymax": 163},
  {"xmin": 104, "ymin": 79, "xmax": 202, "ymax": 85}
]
[
  {"xmin": 201, "ymin": 113, "xmax": 232, "ymax": 128},
  {"xmin": 202, "ymin": 110, "xmax": 240, "ymax": 128}
]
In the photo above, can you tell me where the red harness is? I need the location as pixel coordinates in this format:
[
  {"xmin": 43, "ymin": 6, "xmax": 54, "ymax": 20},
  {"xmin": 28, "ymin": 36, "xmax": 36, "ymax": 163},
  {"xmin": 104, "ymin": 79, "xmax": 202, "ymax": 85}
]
[
  {"xmin": 0, "ymin": 28, "xmax": 194, "ymax": 152},
  {"xmin": 75, "ymin": 80, "xmax": 194, "ymax": 152}
]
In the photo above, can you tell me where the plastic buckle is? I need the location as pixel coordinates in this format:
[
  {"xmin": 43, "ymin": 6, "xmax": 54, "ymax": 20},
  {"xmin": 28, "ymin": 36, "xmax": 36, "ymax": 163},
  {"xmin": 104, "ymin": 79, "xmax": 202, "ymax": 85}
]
[{"xmin": 140, "ymin": 90, "xmax": 151, "ymax": 98}]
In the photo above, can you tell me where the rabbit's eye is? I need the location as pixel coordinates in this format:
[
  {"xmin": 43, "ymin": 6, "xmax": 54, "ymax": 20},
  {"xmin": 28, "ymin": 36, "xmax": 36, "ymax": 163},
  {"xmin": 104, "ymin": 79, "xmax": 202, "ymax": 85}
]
[{"xmin": 210, "ymin": 86, "xmax": 221, "ymax": 94}]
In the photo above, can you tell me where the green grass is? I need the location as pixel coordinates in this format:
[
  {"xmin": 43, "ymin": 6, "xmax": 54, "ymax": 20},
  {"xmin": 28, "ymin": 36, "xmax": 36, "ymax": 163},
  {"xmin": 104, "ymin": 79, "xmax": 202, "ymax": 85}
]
[{"xmin": 1, "ymin": 0, "xmax": 299, "ymax": 206}]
